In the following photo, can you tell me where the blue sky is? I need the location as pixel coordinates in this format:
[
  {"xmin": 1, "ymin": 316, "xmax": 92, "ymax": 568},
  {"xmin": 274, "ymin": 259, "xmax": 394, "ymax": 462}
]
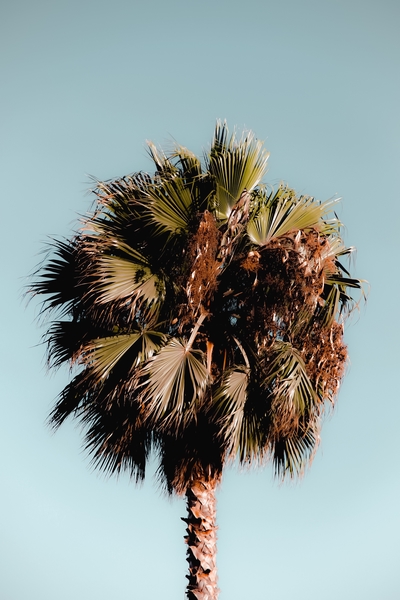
[{"xmin": 2, "ymin": 0, "xmax": 400, "ymax": 598}]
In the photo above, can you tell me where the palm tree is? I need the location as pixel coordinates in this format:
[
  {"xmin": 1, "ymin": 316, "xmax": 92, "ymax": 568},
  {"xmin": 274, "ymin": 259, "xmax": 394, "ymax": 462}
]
[{"xmin": 30, "ymin": 121, "xmax": 363, "ymax": 600}]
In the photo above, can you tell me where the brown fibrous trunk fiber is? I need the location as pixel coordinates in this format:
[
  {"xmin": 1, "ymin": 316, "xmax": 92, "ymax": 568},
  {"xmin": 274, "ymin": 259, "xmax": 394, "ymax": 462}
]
[{"xmin": 183, "ymin": 478, "xmax": 219, "ymax": 600}]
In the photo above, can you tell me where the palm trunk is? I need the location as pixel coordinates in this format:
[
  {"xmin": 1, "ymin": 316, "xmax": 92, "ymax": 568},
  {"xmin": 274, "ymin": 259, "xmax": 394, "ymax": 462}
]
[{"xmin": 183, "ymin": 478, "xmax": 219, "ymax": 600}]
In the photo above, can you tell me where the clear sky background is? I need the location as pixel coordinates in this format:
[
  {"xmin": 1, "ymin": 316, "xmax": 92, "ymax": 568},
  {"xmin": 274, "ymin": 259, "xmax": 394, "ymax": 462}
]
[{"xmin": 1, "ymin": 0, "xmax": 399, "ymax": 598}]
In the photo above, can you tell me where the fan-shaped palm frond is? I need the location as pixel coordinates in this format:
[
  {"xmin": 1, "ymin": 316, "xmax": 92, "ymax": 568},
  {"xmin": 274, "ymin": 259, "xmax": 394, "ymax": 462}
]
[
  {"xmin": 247, "ymin": 185, "xmax": 339, "ymax": 246},
  {"xmin": 272, "ymin": 424, "xmax": 319, "ymax": 477},
  {"xmin": 94, "ymin": 251, "xmax": 163, "ymax": 310},
  {"xmin": 143, "ymin": 338, "xmax": 208, "ymax": 429},
  {"xmin": 144, "ymin": 174, "xmax": 196, "ymax": 235},
  {"xmin": 213, "ymin": 366, "xmax": 267, "ymax": 462},
  {"xmin": 214, "ymin": 367, "xmax": 249, "ymax": 436},
  {"xmin": 208, "ymin": 120, "xmax": 270, "ymax": 220},
  {"xmin": 87, "ymin": 328, "xmax": 166, "ymax": 379}
]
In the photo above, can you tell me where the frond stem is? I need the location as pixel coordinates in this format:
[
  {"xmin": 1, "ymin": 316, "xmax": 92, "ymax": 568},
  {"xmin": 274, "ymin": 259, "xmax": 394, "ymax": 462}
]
[
  {"xmin": 186, "ymin": 311, "xmax": 208, "ymax": 352},
  {"xmin": 232, "ymin": 336, "xmax": 250, "ymax": 369}
]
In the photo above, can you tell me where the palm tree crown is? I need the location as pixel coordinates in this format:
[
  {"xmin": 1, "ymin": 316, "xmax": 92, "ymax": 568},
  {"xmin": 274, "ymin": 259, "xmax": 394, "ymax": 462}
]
[{"xmin": 31, "ymin": 121, "xmax": 362, "ymax": 494}]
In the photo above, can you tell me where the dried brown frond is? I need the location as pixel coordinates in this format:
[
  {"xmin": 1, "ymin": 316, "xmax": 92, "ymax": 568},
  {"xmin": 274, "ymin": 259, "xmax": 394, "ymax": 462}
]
[
  {"xmin": 241, "ymin": 250, "xmax": 261, "ymax": 272},
  {"xmin": 298, "ymin": 320, "xmax": 348, "ymax": 404},
  {"xmin": 185, "ymin": 211, "xmax": 221, "ymax": 315}
]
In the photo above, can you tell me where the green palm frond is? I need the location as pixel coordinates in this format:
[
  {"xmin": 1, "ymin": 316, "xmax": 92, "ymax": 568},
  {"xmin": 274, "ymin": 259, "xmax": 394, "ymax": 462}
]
[
  {"xmin": 247, "ymin": 186, "xmax": 340, "ymax": 246},
  {"xmin": 145, "ymin": 175, "xmax": 195, "ymax": 235},
  {"xmin": 168, "ymin": 144, "xmax": 212, "ymax": 214},
  {"xmin": 89, "ymin": 174, "xmax": 151, "ymax": 227},
  {"xmin": 78, "ymin": 236, "xmax": 165, "ymax": 314},
  {"xmin": 96, "ymin": 253, "xmax": 163, "ymax": 308},
  {"xmin": 208, "ymin": 121, "xmax": 270, "ymax": 220},
  {"xmin": 324, "ymin": 274, "xmax": 365, "ymax": 317},
  {"xmin": 143, "ymin": 338, "xmax": 208, "ymax": 428},
  {"xmin": 87, "ymin": 332, "xmax": 142, "ymax": 378},
  {"xmin": 87, "ymin": 329, "xmax": 166, "ymax": 379},
  {"xmin": 325, "ymin": 274, "xmax": 363, "ymax": 289}
]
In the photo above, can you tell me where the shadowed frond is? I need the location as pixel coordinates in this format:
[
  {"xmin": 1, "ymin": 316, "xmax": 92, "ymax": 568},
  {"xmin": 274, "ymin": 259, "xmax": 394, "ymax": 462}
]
[
  {"xmin": 29, "ymin": 239, "xmax": 79, "ymax": 316},
  {"xmin": 272, "ymin": 424, "xmax": 319, "ymax": 478},
  {"xmin": 213, "ymin": 367, "xmax": 266, "ymax": 462},
  {"xmin": 84, "ymin": 409, "xmax": 152, "ymax": 483},
  {"xmin": 44, "ymin": 320, "xmax": 94, "ymax": 368},
  {"xmin": 169, "ymin": 145, "xmax": 202, "ymax": 181},
  {"xmin": 48, "ymin": 370, "xmax": 91, "ymax": 429}
]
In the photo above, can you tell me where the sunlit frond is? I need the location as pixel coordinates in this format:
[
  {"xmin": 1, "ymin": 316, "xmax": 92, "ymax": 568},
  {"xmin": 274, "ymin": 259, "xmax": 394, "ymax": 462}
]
[
  {"xmin": 147, "ymin": 141, "xmax": 178, "ymax": 176},
  {"xmin": 143, "ymin": 338, "xmax": 208, "ymax": 428},
  {"xmin": 208, "ymin": 120, "xmax": 270, "ymax": 220},
  {"xmin": 145, "ymin": 175, "xmax": 195, "ymax": 235},
  {"xmin": 96, "ymin": 254, "xmax": 162, "ymax": 307},
  {"xmin": 86, "ymin": 332, "xmax": 142, "ymax": 379},
  {"xmin": 214, "ymin": 368, "xmax": 249, "ymax": 435},
  {"xmin": 86, "ymin": 329, "xmax": 166, "ymax": 379},
  {"xmin": 247, "ymin": 186, "xmax": 340, "ymax": 246}
]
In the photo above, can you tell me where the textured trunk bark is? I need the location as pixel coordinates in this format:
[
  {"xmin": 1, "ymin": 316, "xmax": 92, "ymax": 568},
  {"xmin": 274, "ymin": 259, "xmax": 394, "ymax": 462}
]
[{"xmin": 183, "ymin": 478, "xmax": 219, "ymax": 600}]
